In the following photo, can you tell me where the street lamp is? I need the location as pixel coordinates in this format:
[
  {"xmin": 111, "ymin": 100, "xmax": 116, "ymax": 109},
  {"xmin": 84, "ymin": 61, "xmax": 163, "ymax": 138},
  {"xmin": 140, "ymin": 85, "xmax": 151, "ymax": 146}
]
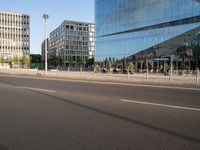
[{"xmin": 43, "ymin": 14, "xmax": 49, "ymax": 76}]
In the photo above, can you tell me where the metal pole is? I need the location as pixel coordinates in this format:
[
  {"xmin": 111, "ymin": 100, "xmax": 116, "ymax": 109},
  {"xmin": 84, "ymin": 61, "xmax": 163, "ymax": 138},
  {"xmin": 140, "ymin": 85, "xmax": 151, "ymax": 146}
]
[
  {"xmin": 196, "ymin": 68, "xmax": 199, "ymax": 84},
  {"xmin": 18, "ymin": 26, "xmax": 20, "ymax": 69},
  {"xmin": 127, "ymin": 66, "xmax": 130, "ymax": 80},
  {"xmin": 146, "ymin": 60, "xmax": 149, "ymax": 80},
  {"xmin": 93, "ymin": 66, "xmax": 96, "ymax": 77},
  {"xmin": 169, "ymin": 61, "xmax": 173, "ymax": 83},
  {"xmin": 176, "ymin": 56, "xmax": 178, "ymax": 75},
  {"xmin": 18, "ymin": 17, "xmax": 20, "ymax": 69},
  {"xmin": 45, "ymin": 22, "xmax": 47, "ymax": 76},
  {"xmin": 43, "ymin": 14, "xmax": 49, "ymax": 76},
  {"xmin": 196, "ymin": 43, "xmax": 198, "ymax": 70}
]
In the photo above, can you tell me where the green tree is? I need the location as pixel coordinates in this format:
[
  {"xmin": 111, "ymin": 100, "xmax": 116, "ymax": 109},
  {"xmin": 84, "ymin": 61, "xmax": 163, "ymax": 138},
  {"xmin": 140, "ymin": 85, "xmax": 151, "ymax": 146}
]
[
  {"xmin": 30, "ymin": 54, "xmax": 41, "ymax": 69},
  {"xmin": 86, "ymin": 58, "xmax": 94, "ymax": 67},
  {"xmin": 30, "ymin": 54, "xmax": 41, "ymax": 63},
  {"xmin": 48, "ymin": 57, "xmax": 63, "ymax": 69},
  {"xmin": 164, "ymin": 62, "xmax": 170, "ymax": 75},
  {"xmin": 93, "ymin": 64, "xmax": 101, "ymax": 72},
  {"xmin": 128, "ymin": 62, "xmax": 135, "ymax": 74},
  {"xmin": 1, "ymin": 58, "xmax": 11, "ymax": 64},
  {"xmin": 77, "ymin": 56, "xmax": 83, "ymax": 67},
  {"xmin": 21, "ymin": 55, "xmax": 30, "ymax": 68},
  {"xmin": 0, "ymin": 57, "xmax": 4, "ymax": 64},
  {"xmin": 12, "ymin": 56, "xmax": 19, "ymax": 64}
]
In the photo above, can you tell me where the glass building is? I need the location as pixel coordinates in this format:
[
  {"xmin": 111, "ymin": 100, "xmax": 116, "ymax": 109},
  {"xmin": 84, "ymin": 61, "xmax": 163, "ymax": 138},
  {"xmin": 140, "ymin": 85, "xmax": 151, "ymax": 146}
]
[{"xmin": 95, "ymin": 0, "xmax": 200, "ymax": 71}]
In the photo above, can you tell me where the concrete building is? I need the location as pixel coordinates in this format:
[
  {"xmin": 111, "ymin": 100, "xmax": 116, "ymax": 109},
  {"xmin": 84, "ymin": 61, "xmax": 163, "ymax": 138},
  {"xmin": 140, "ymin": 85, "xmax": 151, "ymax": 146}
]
[
  {"xmin": 49, "ymin": 20, "xmax": 94, "ymax": 69},
  {"xmin": 95, "ymin": 0, "xmax": 200, "ymax": 71},
  {"xmin": 0, "ymin": 12, "xmax": 30, "ymax": 63}
]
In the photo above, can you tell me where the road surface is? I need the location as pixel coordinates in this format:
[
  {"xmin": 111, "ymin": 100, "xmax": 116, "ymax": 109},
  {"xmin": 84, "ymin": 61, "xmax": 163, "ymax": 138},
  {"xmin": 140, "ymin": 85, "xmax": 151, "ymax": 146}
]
[{"xmin": 0, "ymin": 75, "xmax": 200, "ymax": 150}]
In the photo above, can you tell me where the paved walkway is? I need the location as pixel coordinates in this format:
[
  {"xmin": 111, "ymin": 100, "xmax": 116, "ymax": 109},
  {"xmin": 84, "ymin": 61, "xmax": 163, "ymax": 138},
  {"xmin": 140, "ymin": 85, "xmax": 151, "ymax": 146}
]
[{"xmin": 0, "ymin": 69, "xmax": 199, "ymax": 85}]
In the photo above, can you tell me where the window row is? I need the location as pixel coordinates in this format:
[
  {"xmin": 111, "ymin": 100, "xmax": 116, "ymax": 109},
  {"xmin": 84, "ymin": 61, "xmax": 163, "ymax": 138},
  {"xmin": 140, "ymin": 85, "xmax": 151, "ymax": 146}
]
[
  {"xmin": 65, "ymin": 50, "xmax": 89, "ymax": 55},
  {"xmin": 0, "ymin": 34, "xmax": 29, "ymax": 38},
  {"xmin": 65, "ymin": 45, "xmax": 90, "ymax": 50},
  {"xmin": 0, "ymin": 46, "xmax": 29, "ymax": 50}
]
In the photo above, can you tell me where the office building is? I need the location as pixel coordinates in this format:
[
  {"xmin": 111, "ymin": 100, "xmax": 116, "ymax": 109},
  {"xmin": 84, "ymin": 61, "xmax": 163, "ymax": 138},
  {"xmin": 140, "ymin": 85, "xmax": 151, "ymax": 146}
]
[
  {"xmin": 95, "ymin": 0, "xmax": 200, "ymax": 70},
  {"xmin": 0, "ymin": 12, "xmax": 30, "ymax": 61},
  {"xmin": 49, "ymin": 20, "xmax": 94, "ymax": 69}
]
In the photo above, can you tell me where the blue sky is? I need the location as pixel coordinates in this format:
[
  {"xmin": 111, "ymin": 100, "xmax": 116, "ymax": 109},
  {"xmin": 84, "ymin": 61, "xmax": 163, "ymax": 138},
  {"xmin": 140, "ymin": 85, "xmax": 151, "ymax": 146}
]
[{"xmin": 0, "ymin": 0, "xmax": 94, "ymax": 54}]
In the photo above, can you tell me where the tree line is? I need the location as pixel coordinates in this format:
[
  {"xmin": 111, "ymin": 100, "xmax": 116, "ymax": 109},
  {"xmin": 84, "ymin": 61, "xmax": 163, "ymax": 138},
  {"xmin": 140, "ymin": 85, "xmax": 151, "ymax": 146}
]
[{"xmin": 0, "ymin": 55, "xmax": 30, "ymax": 68}]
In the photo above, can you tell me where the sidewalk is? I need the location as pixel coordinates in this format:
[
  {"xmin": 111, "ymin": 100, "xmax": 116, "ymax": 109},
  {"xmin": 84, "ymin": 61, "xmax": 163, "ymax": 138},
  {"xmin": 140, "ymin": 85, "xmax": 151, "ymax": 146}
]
[{"xmin": 0, "ymin": 68, "xmax": 199, "ymax": 86}]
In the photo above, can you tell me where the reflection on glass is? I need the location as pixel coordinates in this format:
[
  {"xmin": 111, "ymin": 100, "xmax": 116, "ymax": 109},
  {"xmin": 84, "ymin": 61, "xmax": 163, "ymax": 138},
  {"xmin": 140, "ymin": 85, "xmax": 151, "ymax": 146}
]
[{"xmin": 95, "ymin": 0, "xmax": 200, "ymax": 70}]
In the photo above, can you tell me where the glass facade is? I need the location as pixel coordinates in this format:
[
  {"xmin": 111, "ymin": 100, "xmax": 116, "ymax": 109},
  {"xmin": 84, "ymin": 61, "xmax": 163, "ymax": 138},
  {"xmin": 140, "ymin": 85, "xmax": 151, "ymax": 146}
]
[{"xmin": 95, "ymin": 0, "xmax": 200, "ymax": 70}]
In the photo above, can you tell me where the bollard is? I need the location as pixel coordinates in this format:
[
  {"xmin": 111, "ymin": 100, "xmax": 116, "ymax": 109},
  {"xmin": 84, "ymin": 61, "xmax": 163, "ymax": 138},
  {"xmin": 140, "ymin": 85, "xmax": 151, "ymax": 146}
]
[{"xmin": 196, "ymin": 68, "xmax": 199, "ymax": 84}]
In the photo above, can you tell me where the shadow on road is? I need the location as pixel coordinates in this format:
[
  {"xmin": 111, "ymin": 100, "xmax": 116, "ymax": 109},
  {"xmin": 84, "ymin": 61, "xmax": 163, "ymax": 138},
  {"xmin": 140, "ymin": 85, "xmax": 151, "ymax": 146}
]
[{"xmin": 33, "ymin": 90, "xmax": 200, "ymax": 145}]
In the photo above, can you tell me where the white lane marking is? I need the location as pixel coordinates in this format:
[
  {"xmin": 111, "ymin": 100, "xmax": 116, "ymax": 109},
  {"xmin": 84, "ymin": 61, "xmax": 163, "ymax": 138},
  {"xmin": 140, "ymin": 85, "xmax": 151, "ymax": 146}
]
[
  {"xmin": 121, "ymin": 99, "xmax": 200, "ymax": 112},
  {"xmin": 16, "ymin": 86, "xmax": 56, "ymax": 93}
]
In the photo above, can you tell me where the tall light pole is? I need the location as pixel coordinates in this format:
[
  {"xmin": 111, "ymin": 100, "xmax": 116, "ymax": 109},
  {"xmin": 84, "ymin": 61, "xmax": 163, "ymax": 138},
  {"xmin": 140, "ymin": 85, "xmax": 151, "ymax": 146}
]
[{"xmin": 43, "ymin": 14, "xmax": 49, "ymax": 76}]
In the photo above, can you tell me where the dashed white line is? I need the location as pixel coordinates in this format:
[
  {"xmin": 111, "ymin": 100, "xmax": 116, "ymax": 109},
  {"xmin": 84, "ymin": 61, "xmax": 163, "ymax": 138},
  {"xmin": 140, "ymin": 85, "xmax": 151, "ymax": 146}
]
[
  {"xmin": 121, "ymin": 99, "xmax": 200, "ymax": 112},
  {"xmin": 16, "ymin": 86, "xmax": 56, "ymax": 93}
]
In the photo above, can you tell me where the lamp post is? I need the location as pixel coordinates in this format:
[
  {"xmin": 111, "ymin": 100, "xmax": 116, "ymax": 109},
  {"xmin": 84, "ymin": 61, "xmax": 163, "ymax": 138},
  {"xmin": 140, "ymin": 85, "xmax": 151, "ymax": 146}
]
[{"xmin": 43, "ymin": 14, "xmax": 49, "ymax": 76}]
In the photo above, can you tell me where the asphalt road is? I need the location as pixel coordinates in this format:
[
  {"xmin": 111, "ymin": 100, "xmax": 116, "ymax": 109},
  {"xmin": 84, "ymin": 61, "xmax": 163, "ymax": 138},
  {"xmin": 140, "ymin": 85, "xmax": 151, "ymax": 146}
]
[{"xmin": 0, "ymin": 75, "xmax": 200, "ymax": 150}]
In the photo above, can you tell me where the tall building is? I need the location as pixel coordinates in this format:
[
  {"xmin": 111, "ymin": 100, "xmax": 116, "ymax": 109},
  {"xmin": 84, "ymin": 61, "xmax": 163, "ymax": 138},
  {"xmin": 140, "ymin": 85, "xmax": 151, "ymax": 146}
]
[
  {"xmin": 0, "ymin": 12, "xmax": 30, "ymax": 61},
  {"xmin": 49, "ymin": 20, "xmax": 94, "ymax": 69},
  {"xmin": 95, "ymin": 0, "xmax": 200, "ymax": 70}
]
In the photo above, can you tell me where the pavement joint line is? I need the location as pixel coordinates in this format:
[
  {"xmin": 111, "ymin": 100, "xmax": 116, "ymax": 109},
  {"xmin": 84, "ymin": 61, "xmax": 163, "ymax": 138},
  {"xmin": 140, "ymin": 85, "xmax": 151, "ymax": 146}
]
[
  {"xmin": 16, "ymin": 86, "xmax": 56, "ymax": 93},
  {"xmin": 121, "ymin": 99, "xmax": 200, "ymax": 112}
]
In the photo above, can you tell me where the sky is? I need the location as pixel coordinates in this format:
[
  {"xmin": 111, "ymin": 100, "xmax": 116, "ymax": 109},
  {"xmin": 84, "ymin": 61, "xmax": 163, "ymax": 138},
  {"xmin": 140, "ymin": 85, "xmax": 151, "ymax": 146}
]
[{"xmin": 0, "ymin": 0, "xmax": 94, "ymax": 54}]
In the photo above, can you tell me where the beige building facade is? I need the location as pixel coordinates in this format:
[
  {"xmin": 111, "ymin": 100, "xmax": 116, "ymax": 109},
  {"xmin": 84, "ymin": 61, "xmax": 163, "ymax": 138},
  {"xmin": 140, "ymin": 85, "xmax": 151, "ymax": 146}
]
[{"xmin": 0, "ymin": 12, "xmax": 30, "ymax": 61}]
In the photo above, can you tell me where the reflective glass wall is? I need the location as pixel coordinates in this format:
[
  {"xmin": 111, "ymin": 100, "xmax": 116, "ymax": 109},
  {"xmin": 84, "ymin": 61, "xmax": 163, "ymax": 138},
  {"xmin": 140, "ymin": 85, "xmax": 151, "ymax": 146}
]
[{"xmin": 95, "ymin": 0, "xmax": 200, "ymax": 70}]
